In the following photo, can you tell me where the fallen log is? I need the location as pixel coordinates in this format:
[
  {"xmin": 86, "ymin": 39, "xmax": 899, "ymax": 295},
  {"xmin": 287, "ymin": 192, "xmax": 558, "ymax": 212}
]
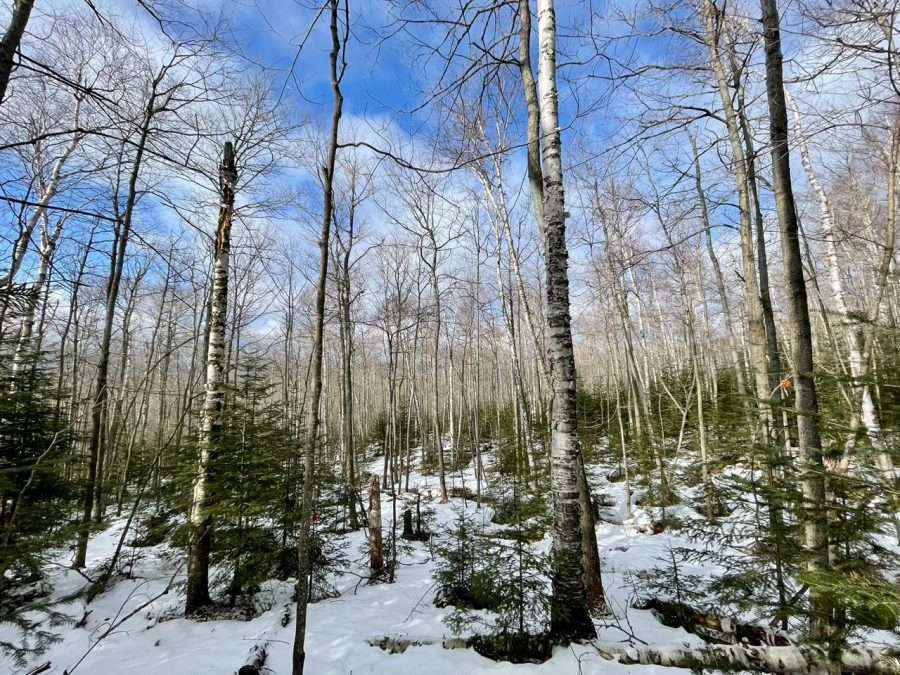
[
  {"xmin": 634, "ymin": 598, "xmax": 790, "ymax": 646},
  {"xmin": 597, "ymin": 643, "xmax": 900, "ymax": 674},
  {"xmin": 369, "ymin": 634, "xmax": 900, "ymax": 674},
  {"xmin": 368, "ymin": 635, "xmax": 469, "ymax": 654},
  {"xmin": 368, "ymin": 634, "xmax": 550, "ymax": 663},
  {"xmin": 237, "ymin": 641, "xmax": 268, "ymax": 675}
]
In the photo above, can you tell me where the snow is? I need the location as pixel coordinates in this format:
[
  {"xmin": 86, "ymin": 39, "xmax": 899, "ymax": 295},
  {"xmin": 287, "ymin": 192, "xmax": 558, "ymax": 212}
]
[{"xmin": 0, "ymin": 451, "xmax": 764, "ymax": 675}]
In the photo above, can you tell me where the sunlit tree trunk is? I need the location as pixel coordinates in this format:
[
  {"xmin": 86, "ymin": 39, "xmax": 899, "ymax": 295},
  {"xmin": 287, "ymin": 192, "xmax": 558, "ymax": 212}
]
[
  {"xmin": 759, "ymin": 0, "xmax": 833, "ymax": 645},
  {"xmin": 293, "ymin": 3, "xmax": 345, "ymax": 671},
  {"xmin": 10, "ymin": 214, "xmax": 63, "ymax": 382},
  {"xmin": 791, "ymin": 92, "xmax": 899, "ymax": 502},
  {"xmin": 185, "ymin": 141, "xmax": 238, "ymax": 613},
  {"xmin": 75, "ymin": 87, "xmax": 158, "ymax": 569},
  {"xmin": 536, "ymin": 0, "xmax": 595, "ymax": 641}
]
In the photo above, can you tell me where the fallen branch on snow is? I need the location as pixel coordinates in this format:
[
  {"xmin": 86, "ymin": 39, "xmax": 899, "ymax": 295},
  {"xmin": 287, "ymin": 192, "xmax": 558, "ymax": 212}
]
[{"xmin": 64, "ymin": 564, "xmax": 183, "ymax": 674}]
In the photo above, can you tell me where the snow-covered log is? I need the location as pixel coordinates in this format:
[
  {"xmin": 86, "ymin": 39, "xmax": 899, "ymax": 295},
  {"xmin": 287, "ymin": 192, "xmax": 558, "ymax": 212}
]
[
  {"xmin": 597, "ymin": 643, "xmax": 900, "ymax": 674},
  {"xmin": 634, "ymin": 598, "xmax": 790, "ymax": 646},
  {"xmin": 369, "ymin": 634, "xmax": 900, "ymax": 674},
  {"xmin": 237, "ymin": 641, "xmax": 268, "ymax": 675}
]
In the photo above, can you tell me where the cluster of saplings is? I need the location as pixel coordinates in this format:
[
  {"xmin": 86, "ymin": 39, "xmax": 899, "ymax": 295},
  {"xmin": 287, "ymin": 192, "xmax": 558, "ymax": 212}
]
[{"xmin": 427, "ymin": 358, "xmax": 900, "ymax": 663}]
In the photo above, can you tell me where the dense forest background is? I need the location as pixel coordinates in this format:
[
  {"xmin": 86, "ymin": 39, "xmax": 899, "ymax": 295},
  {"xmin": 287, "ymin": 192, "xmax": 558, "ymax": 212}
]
[{"xmin": 2, "ymin": 0, "xmax": 900, "ymax": 673}]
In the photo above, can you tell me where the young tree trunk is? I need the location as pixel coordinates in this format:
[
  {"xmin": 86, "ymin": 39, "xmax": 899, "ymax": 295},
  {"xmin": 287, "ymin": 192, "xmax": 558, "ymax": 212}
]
[
  {"xmin": 691, "ymin": 135, "xmax": 747, "ymax": 401},
  {"xmin": 74, "ymin": 88, "xmax": 157, "ymax": 569},
  {"xmin": 55, "ymin": 225, "xmax": 95, "ymax": 426},
  {"xmin": 292, "ymin": 3, "xmax": 344, "ymax": 672},
  {"xmin": 429, "ymin": 245, "xmax": 448, "ymax": 503},
  {"xmin": 97, "ymin": 269, "xmax": 144, "ymax": 521},
  {"xmin": 337, "ymin": 233, "xmax": 359, "ymax": 529},
  {"xmin": 473, "ymin": 228, "xmax": 483, "ymax": 505},
  {"xmin": 536, "ymin": 0, "xmax": 595, "ymax": 641},
  {"xmin": 702, "ymin": 0, "xmax": 774, "ymax": 445},
  {"xmin": 759, "ymin": 0, "xmax": 833, "ymax": 645},
  {"xmin": 185, "ymin": 142, "xmax": 237, "ymax": 613}
]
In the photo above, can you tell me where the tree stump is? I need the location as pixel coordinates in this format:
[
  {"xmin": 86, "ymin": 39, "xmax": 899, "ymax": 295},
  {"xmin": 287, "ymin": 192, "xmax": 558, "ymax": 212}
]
[
  {"xmin": 402, "ymin": 508, "xmax": 414, "ymax": 539},
  {"xmin": 368, "ymin": 475, "xmax": 383, "ymax": 573}
]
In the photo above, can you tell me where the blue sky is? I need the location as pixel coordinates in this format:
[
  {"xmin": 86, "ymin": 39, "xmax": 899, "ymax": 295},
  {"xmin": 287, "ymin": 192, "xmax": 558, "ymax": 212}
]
[{"xmin": 5, "ymin": 0, "xmax": 884, "ymax": 289}]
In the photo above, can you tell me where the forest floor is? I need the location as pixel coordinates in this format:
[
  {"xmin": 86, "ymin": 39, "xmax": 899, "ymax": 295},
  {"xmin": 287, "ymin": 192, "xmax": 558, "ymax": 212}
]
[{"xmin": 3, "ymin": 448, "xmax": 896, "ymax": 674}]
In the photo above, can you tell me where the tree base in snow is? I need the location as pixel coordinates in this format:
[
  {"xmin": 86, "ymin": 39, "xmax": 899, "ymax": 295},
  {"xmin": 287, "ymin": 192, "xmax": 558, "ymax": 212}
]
[{"xmin": 469, "ymin": 632, "xmax": 553, "ymax": 663}]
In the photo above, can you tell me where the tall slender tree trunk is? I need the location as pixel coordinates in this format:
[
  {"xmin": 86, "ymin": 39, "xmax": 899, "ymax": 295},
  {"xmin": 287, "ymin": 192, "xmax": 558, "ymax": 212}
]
[
  {"xmin": 74, "ymin": 89, "xmax": 157, "ymax": 569},
  {"xmin": 517, "ymin": 0, "xmax": 604, "ymax": 615},
  {"xmin": 691, "ymin": 136, "xmax": 747, "ymax": 401},
  {"xmin": 98, "ymin": 270, "xmax": 143, "ymax": 521},
  {"xmin": 702, "ymin": 0, "xmax": 774, "ymax": 445},
  {"xmin": 292, "ymin": 3, "xmax": 345, "ymax": 672},
  {"xmin": 429, "ymin": 248, "xmax": 448, "ymax": 502},
  {"xmin": 791, "ymin": 92, "xmax": 899, "ymax": 504},
  {"xmin": 703, "ymin": 2, "xmax": 790, "ymax": 622},
  {"xmin": 759, "ymin": 0, "xmax": 833, "ymax": 646},
  {"xmin": 337, "ymin": 243, "xmax": 359, "ymax": 529},
  {"xmin": 473, "ymin": 229, "xmax": 483, "ymax": 505},
  {"xmin": 55, "ymin": 225, "xmax": 94, "ymax": 426},
  {"xmin": 536, "ymin": 0, "xmax": 595, "ymax": 641},
  {"xmin": 185, "ymin": 141, "xmax": 238, "ymax": 613}
]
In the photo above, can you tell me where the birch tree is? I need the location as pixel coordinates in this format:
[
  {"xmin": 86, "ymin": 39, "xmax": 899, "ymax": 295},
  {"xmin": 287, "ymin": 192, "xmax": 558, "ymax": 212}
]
[
  {"xmin": 185, "ymin": 141, "xmax": 238, "ymax": 614},
  {"xmin": 534, "ymin": 0, "xmax": 595, "ymax": 641}
]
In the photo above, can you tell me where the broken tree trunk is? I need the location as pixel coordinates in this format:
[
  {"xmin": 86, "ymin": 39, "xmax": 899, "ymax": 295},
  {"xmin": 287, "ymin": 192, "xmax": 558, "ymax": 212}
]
[
  {"xmin": 369, "ymin": 475, "xmax": 383, "ymax": 574},
  {"xmin": 186, "ymin": 140, "xmax": 238, "ymax": 614}
]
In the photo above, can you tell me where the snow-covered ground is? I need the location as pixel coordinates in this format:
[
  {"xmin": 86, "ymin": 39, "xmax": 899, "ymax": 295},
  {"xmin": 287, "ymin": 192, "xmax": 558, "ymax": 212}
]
[{"xmin": 0, "ymin": 451, "xmax": 796, "ymax": 674}]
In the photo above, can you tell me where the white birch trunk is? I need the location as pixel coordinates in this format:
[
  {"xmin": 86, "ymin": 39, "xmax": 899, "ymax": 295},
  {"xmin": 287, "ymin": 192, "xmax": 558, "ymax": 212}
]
[
  {"xmin": 536, "ymin": 0, "xmax": 595, "ymax": 640},
  {"xmin": 11, "ymin": 215, "xmax": 63, "ymax": 382},
  {"xmin": 186, "ymin": 141, "xmax": 237, "ymax": 613},
  {"xmin": 0, "ymin": 100, "xmax": 82, "ymax": 293}
]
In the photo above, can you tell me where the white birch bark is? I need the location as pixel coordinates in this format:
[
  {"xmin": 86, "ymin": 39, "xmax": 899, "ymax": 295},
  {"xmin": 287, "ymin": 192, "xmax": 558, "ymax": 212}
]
[
  {"xmin": 599, "ymin": 643, "xmax": 900, "ymax": 674},
  {"xmin": 1, "ymin": 99, "xmax": 83, "ymax": 293},
  {"xmin": 10, "ymin": 214, "xmax": 63, "ymax": 382},
  {"xmin": 536, "ymin": 0, "xmax": 595, "ymax": 640},
  {"xmin": 186, "ymin": 141, "xmax": 238, "ymax": 613},
  {"xmin": 790, "ymin": 92, "xmax": 897, "ymax": 491}
]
